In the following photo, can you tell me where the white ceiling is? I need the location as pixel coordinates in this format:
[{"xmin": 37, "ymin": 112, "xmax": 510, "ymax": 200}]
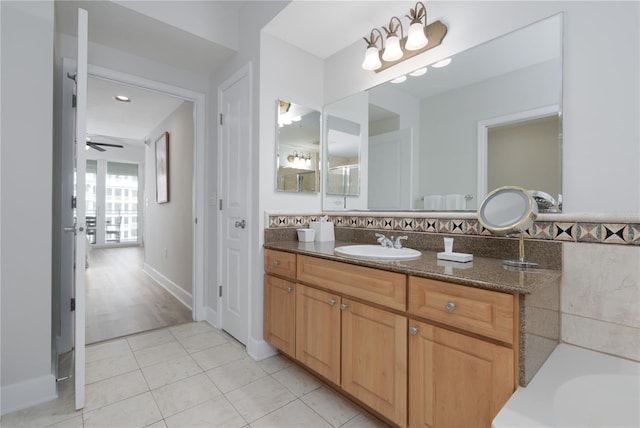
[
  {"xmin": 87, "ymin": 77, "xmax": 185, "ymax": 143},
  {"xmin": 54, "ymin": 1, "xmax": 430, "ymax": 146},
  {"xmin": 55, "ymin": 0, "xmax": 248, "ymax": 145},
  {"xmin": 262, "ymin": 1, "xmax": 415, "ymax": 59}
]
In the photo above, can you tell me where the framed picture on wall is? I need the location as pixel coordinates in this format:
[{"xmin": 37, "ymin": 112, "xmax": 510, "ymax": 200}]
[{"xmin": 155, "ymin": 131, "xmax": 170, "ymax": 203}]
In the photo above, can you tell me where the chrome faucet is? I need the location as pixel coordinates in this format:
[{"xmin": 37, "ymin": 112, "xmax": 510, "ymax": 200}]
[
  {"xmin": 375, "ymin": 233, "xmax": 408, "ymax": 249},
  {"xmin": 393, "ymin": 235, "xmax": 408, "ymax": 249},
  {"xmin": 375, "ymin": 233, "xmax": 394, "ymax": 248}
]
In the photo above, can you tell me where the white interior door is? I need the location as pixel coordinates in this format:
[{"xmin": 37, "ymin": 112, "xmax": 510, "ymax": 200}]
[
  {"xmin": 368, "ymin": 129, "xmax": 412, "ymax": 210},
  {"xmin": 218, "ymin": 66, "xmax": 251, "ymax": 345},
  {"xmin": 73, "ymin": 8, "xmax": 88, "ymax": 410}
]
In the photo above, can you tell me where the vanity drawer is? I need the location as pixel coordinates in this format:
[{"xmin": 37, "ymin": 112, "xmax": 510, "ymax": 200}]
[
  {"xmin": 264, "ymin": 249, "xmax": 296, "ymax": 280},
  {"xmin": 297, "ymin": 255, "xmax": 406, "ymax": 311},
  {"xmin": 408, "ymin": 276, "xmax": 515, "ymax": 344}
]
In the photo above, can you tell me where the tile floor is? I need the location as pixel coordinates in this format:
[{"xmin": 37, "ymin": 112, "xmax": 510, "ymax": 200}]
[{"xmin": 1, "ymin": 322, "xmax": 389, "ymax": 428}]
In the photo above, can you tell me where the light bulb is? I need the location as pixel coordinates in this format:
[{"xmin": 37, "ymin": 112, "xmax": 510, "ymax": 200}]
[
  {"xmin": 362, "ymin": 46, "xmax": 382, "ymax": 70},
  {"xmin": 391, "ymin": 75, "xmax": 407, "ymax": 84},
  {"xmin": 406, "ymin": 22, "xmax": 428, "ymax": 50},
  {"xmin": 382, "ymin": 35, "xmax": 403, "ymax": 62}
]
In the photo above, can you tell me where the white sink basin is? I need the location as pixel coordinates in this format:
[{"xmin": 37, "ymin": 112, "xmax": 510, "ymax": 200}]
[{"xmin": 334, "ymin": 245, "xmax": 421, "ymax": 261}]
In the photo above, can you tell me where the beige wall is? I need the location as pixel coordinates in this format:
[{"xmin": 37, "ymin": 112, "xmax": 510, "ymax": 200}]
[
  {"xmin": 488, "ymin": 116, "xmax": 561, "ymax": 198},
  {"xmin": 144, "ymin": 101, "xmax": 194, "ymax": 295}
]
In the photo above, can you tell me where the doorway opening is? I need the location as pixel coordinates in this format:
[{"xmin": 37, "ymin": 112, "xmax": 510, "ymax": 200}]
[{"xmin": 80, "ymin": 69, "xmax": 205, "ymax": 344}]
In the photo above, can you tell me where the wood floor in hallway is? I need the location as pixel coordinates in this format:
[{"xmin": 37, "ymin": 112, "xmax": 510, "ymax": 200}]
[{"xmin": 86, "ymin": 246, "xmax": 192, "ymax": 344}]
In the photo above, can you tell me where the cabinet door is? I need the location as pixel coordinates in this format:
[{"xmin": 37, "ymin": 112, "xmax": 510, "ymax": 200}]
[
  {"xmin": 342, "ymin": 299, "xmax": 407, "ymax": 426},
  {"xmin": 408, "ymin": 320, "xmax": 514, "ymax": 428},
  {"xmin": 263, "ymin": 275, "xmax": 295, "ymax": 357},
  {"xmin": 296, "ymin": 285, "xmax": 341, "ymax": 385}
]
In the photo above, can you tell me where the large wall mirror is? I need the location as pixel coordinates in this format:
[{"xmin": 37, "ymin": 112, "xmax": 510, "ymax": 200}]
[
  {"xmin": 322, "ymin": 13, "xmax": 563, "ymax": 212},
  {"xmin": 276, "ymin": 100, "xmax": 321, "ymax": 193}
]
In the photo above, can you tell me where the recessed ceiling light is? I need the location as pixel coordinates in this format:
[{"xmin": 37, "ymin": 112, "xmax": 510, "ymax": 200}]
[
  {"xmin": 391, "ymin": 75, "xmax": 407, "ymax": 84},
  {"xmin": 409, "ymin": 67, "xmax": 428, "ymax": 77},
  {"xmin": 114, "ymin": 95, "xmax": 131, "ymax": 102},
  {"xmin": 432, "ymin": 58, "xmax": 452, "ymax": 68}
]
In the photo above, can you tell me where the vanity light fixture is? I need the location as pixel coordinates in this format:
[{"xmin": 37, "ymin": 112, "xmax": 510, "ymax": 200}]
[
  {"xmin": 391, "ymin": 75, "xmax": 407, "ymax": 84},
  {"xmin": 287, "ymin": 151, "xmax": 311, "ymax": 166},
  {"xmin": 361, "ymin": 1, "xmax": 447, "ymax": 73}
]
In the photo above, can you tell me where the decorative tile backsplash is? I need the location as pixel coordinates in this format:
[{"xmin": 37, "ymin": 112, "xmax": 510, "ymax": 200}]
[{"xmin": 267, "ymin": 214, "xmax": 640, "ymax": 246}]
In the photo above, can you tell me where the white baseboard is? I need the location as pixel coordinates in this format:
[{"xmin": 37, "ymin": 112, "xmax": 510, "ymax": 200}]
[
  {"xmin": 247, "ymin": 337, "xmax": 278, "ymax": 361},
  {"xmin": 1, "ymin": 374, "xmax": 57, "ymax": 416},
  {"xmin": 143, "ymin": 262, "xmax": 192, "ymax": 310}
]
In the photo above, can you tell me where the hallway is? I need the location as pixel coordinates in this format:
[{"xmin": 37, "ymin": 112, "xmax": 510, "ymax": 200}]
[{"xmin": 86, "ymin": 246, "xmax": 192, "ymax": 344}]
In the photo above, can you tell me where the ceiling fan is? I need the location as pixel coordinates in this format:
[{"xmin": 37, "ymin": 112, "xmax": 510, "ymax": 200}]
[{"xmin": 85, "ymin": 140, "xmax": 124, "ymax": 152}]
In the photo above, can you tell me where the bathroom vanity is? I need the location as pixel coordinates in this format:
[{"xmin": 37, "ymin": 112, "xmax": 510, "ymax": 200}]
[{"xmin": 263, "ymin": 239, "xmax": 561, "ymax": 427}]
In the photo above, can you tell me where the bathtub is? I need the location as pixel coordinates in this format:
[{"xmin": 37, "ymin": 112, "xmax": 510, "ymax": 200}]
[{"xmin": 493, "ymin": 344, "xmax": 640, "ymax": 427}]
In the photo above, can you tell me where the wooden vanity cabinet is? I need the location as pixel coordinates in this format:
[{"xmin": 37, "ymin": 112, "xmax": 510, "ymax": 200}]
[
  {"xmin": 408, "ymin": 319, "xmax": 514, "ymax": 428},
  {"xmin": 264, "ymin": 250, "xmax": 518, "ymax": 428},
  {"xmin": 263, "ymin": 274, "xmax": 296, "ymax": 357},
  {"xmin": 342, "ymin": 298, "xmax": 407, "ymax": 426},
  {"xmin": 295, "ymin": 284, "xmax": 341, "ymax": 385},
  {"xmin": 408, "ymin": 276, "xmax": 517, "ymax": 428},
  {"xmin": 263, "ymin": 250, "xmax": 297, "ymax": 357}
]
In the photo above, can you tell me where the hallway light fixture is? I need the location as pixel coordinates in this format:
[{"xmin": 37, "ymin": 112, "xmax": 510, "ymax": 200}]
[{"xmin": 361, "ymin": 1, "xmax": 448, "ymax": 73}]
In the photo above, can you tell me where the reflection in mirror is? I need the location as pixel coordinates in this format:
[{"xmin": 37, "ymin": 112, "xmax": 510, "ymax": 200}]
[
  {"xmin": 276, "ymin": 100, "xmax": 320, "ymax": 193},
  {"xmin": 322, "ymin": 13, "xmax": 563, "ymax": 212},
  {"xmin": 326, "ymin": 116, "xmax": 361, "ymax": 196}
]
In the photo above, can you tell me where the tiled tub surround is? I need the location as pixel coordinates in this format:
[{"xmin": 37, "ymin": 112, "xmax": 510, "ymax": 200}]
[
  {"xmin": 265, "ymin": 212, "xmax": 640, "ymax": 365},
  {"xmin": 263, "ymin": 238, "xmax": 561, "ymax": 387}
]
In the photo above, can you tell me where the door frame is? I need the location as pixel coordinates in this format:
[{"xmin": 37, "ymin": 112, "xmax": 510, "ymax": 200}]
[
  {"xmin": 216, "ymin": 63, "xmax": 253, "ymax": 338},
  {"xmin": 87, "ymin": 64, "xmax": 207, "ymax": 321}
]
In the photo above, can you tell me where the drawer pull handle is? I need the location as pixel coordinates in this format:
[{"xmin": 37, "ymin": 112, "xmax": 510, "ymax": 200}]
[
  {"xmin": 272, "ymin": 260, "xmax": 280, "ymax": 266},
  {"xmin": 409, "ymin": 326, "xmax": 418, "ymax": 336},
  {"xmin": 445, "ymin": 301, "xmax": 456, "ymax": 312},
  {"xmin": 340, "ymin": 303, "xmax": 348, "ymax": 311},
  {"xmin": 286, "ymin": 287, "xmax": 293, "ymax": 293},
  {"xmin": 328, "ymin": 299, "xmax": 336, "ymax": 306}
]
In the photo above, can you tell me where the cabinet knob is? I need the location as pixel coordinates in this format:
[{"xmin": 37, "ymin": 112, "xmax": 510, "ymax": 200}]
[
  {"xmin": 445, "ymin": 301, "xmax": 456, "ymax": 312},
  {"xmin": 409, "ymin": 326, "xmax": 418, "ymax": 336},
  {"xmin": 286, "ymin": 287, "xmax": 293, "ymax": 293},
  {"xmin": 340, "ymin": 303, "xmax": 348, "ymax": 311},
  {"xmin": 328, "ymin": 299, "xmax": 336, "ymax": 306},
  {"xmin": 272, "ymin": 260, "xmax": 280, "ymax": 266}
]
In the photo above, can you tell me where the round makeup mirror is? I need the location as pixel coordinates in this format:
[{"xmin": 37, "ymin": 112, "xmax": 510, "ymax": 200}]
[{"xmin": 478, "ymin": 186, "xmax": 538, "ymax": 268}]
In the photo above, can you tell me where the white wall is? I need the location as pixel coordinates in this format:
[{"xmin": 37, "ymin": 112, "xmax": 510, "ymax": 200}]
[
  {"xmin": 144, "ymin": 101, "xmax": 194, "ymax": 299},
  {"xmin": 207, "ymin": 1, "xmax": 289, "ymax": 359},
  {"xmin": 0, "ymin": 0, "xmax": 57, "ymax": 414},
  {"xmin": 259, "ymin": 34, "xmax": 324, "ymax": 215},
  {"xmin": 324, "ymin": 1, "xmax": 639, "ymax": 215}
]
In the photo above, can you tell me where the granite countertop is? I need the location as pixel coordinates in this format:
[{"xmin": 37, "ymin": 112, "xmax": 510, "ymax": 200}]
[{"xmin": 264, "ymin": 240, "xmax": 561, "ymax": 295}]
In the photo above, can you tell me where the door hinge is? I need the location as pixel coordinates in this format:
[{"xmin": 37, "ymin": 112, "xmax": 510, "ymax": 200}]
[
  {"xmin": 70, "ymin": 298, "xmax": 75, "ymax": 312},
  {"xmin": 219, "ymin": 113, "xmax": 224, "ymax": 125},
  {"xmin": 219, "ymin": 286, "xmax": 222, "ymax": 298},
  {"xmin": 219, "ymin": 199, "xmax": 223, "ymax": 211},
  {"xmin": 71, "ymin": 196, "xmax": 77, "ymax": 209},
  {"xmin": 72, "ymin": 94, "xmax": 77, "ymax": 108}
]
